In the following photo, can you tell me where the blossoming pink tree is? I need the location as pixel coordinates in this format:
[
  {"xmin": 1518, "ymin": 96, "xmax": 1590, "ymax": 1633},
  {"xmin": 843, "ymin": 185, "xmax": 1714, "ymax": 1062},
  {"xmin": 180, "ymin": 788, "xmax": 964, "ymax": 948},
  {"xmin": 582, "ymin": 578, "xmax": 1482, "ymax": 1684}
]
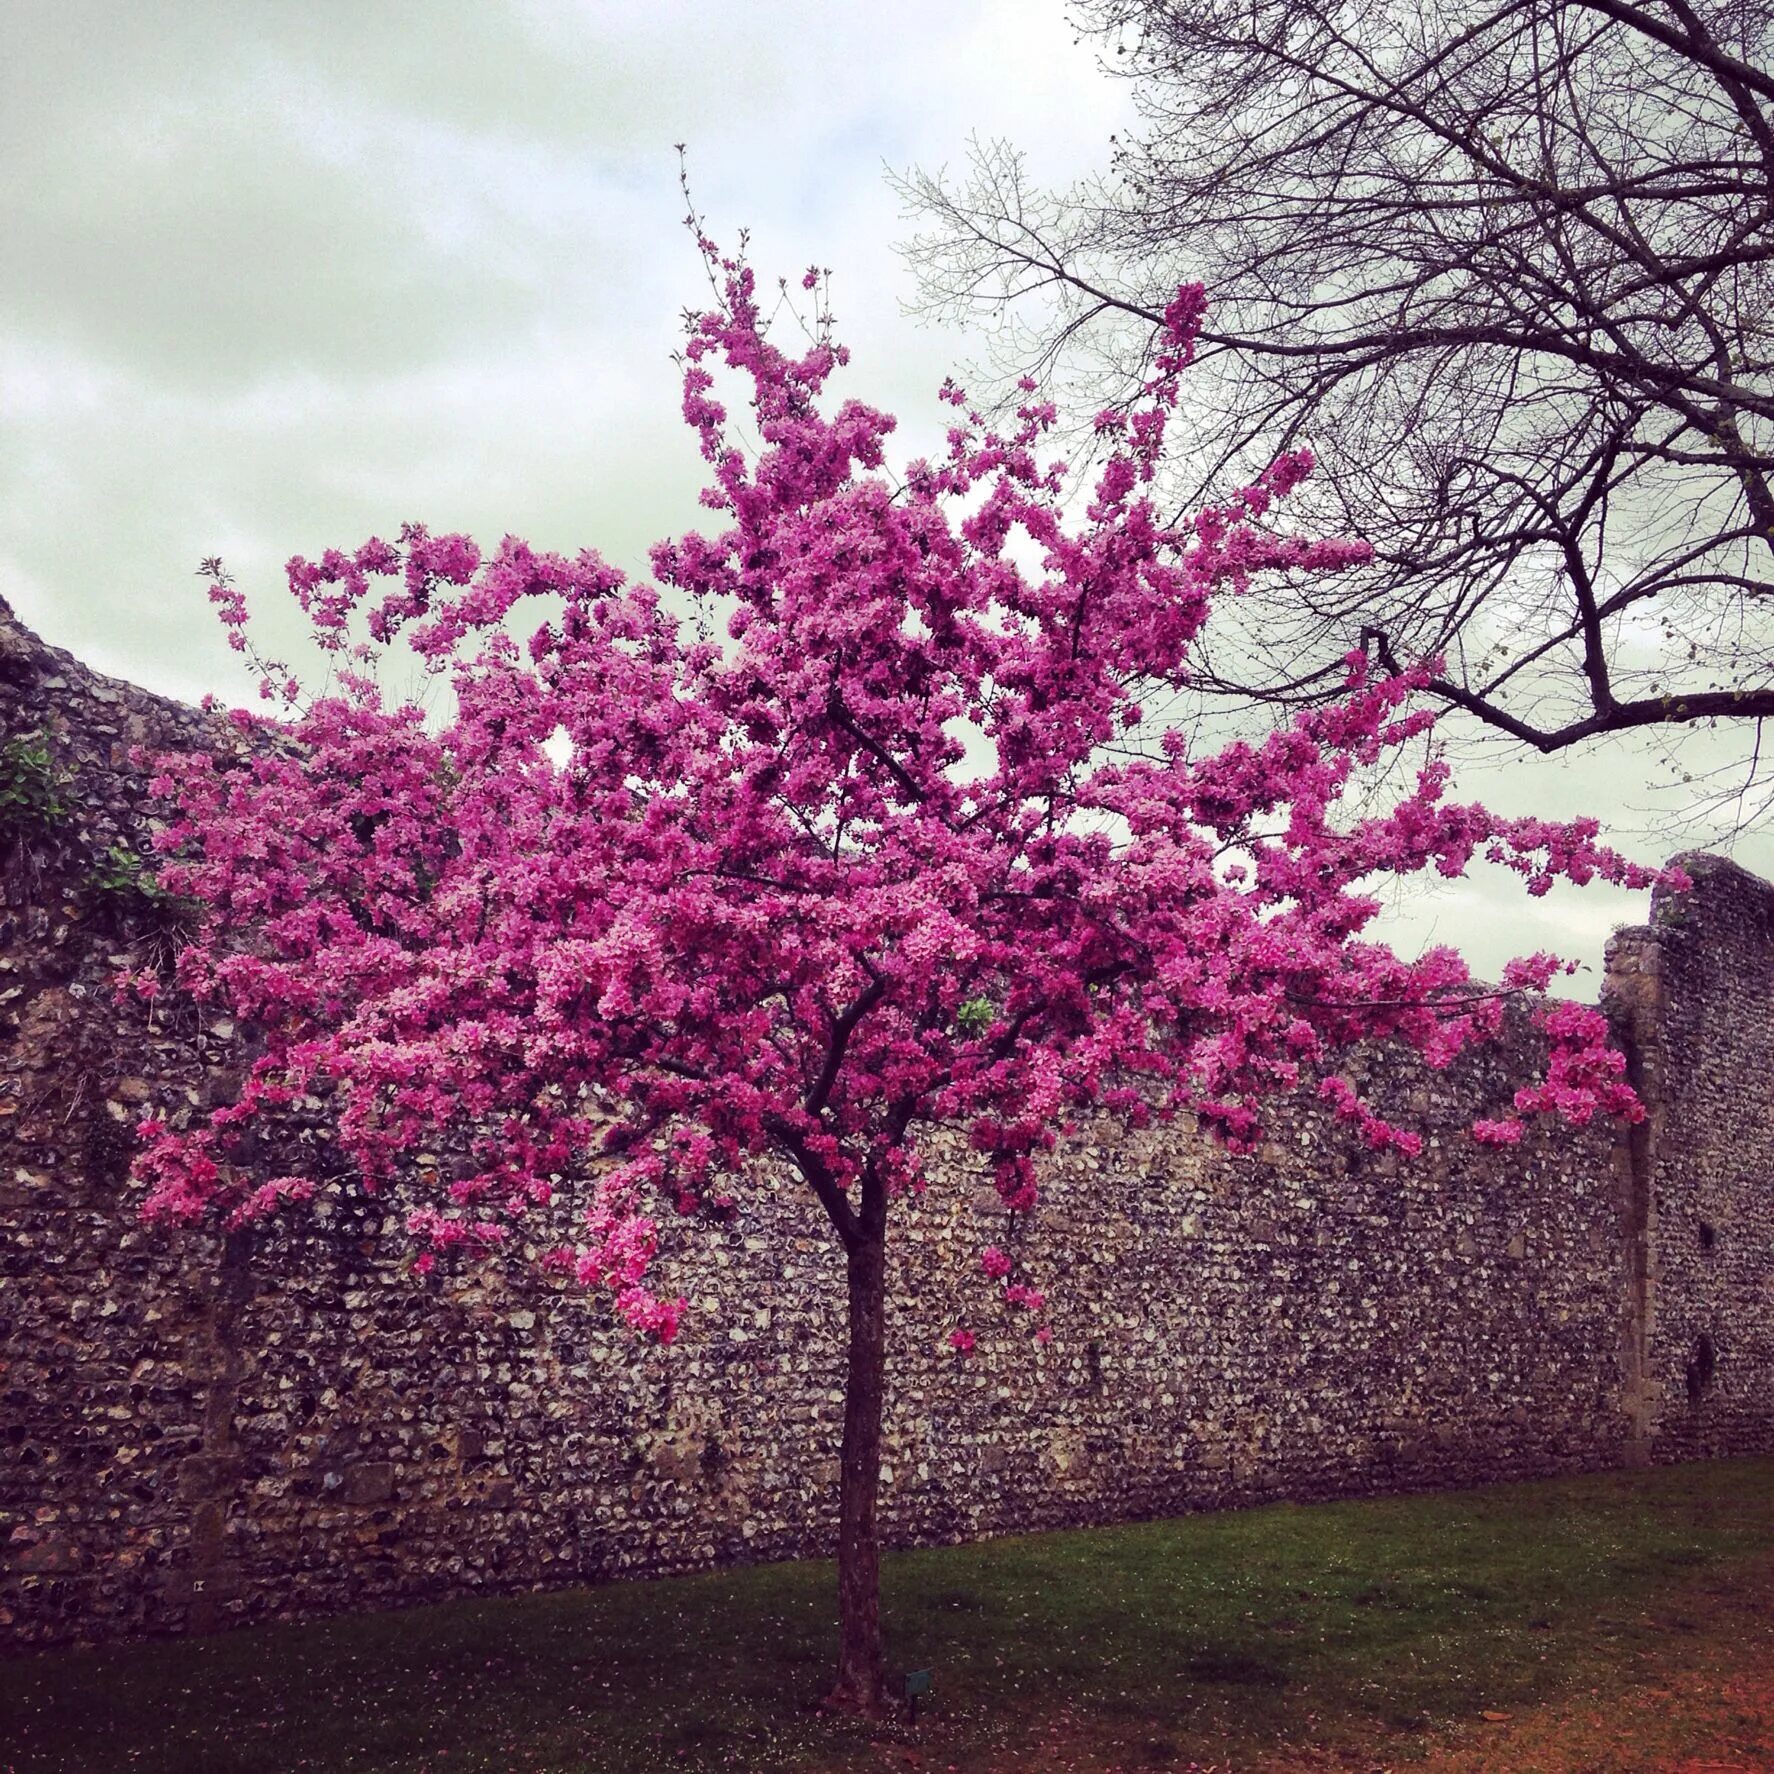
[{"xmin": 132, "ymin": 238, "xmax": 1664, "ymax": 1713}]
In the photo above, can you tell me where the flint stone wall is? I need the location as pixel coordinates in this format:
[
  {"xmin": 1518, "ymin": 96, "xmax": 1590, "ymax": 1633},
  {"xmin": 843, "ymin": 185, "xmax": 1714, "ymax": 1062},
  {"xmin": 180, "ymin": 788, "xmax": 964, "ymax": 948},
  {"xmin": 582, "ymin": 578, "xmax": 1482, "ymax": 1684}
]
[{"xmin": 2, "ymin": 593, "xmax": 1771, "ymax": 1651}]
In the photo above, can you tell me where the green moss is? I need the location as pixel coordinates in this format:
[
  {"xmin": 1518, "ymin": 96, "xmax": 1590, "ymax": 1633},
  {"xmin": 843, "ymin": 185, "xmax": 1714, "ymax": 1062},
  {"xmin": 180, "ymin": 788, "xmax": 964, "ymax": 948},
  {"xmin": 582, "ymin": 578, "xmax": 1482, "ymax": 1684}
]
[
  {"xmin": 0, "ymin": 728, "xmax": 72, "ymax": 838},
  {"xmin": 89, "ymin": 842, "xmax": 156, "ymax": 899},
  {"xmin": 84, "ymin": 843, "xmax": 200, "ymax": 958}
]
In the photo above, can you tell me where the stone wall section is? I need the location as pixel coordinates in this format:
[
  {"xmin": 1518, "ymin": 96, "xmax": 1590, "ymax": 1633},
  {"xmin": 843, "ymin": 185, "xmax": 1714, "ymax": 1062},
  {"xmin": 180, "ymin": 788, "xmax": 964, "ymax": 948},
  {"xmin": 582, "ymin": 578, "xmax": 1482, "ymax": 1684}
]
[
  {"xmin": 1612, "ymin": 855, "xmax": 1774, "ymax": 1461},
  {"xmin": 2, "ymin": 595, "xmax": 1770, "ymax": 1651}
]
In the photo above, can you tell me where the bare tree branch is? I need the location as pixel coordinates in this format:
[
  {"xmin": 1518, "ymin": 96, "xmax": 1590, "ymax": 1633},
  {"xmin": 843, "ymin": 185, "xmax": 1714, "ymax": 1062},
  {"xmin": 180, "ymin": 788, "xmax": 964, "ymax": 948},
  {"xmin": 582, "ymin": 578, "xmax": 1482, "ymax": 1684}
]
[{"xmin": 895, "ymin": 0, "xmax": 1774, "ymax": 821}]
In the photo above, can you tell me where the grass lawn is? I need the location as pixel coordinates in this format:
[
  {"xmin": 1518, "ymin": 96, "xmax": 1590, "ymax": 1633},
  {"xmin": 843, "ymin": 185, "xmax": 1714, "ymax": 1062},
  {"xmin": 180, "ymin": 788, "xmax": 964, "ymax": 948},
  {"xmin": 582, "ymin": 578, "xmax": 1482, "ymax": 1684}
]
[{"xmin": 4, "ymin": 1458, "xmax": 1773, "ymax": 1772}]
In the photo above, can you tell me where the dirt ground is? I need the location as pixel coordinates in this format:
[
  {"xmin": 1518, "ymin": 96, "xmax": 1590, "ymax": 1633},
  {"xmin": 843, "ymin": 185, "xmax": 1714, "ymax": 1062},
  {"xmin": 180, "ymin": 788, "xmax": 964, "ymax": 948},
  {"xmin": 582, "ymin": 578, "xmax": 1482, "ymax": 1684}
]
[
  {"xmin": 1256, "ymin": 1622, "xmax": 1774, "ymax": 1773},
  {"xmin": 1365, "ymin": 1651, "xmax": 1774, "ymax": 1773},
  {"xmin": 882, "ymin": 1558, "xmax": 1774, "ymax": 1773}
]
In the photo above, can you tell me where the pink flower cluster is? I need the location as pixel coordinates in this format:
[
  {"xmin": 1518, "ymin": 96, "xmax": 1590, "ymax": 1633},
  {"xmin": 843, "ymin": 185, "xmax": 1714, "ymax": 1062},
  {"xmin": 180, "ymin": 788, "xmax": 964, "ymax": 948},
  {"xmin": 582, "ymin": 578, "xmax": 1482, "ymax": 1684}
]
[{"xmin": 131, "ymin": 236, "xmax": 1677, "ymax": 1345}]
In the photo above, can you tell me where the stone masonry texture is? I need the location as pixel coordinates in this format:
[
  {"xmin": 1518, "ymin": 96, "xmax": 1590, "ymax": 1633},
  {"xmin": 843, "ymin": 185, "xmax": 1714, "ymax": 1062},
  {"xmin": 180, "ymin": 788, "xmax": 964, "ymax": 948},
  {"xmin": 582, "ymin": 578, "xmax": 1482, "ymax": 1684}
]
[{"xmin": 2, "ymin": 593, "xmax": 1770, "ymax": 1650}]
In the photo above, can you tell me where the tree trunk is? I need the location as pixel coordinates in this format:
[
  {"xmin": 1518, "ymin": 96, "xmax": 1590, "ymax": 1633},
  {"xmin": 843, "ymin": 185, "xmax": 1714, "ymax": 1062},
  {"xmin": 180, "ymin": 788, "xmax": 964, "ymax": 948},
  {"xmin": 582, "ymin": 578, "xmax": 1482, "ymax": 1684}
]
[{"xmin": 826, "ymin": 1227, "xmax": 890, "ymax": 1715}]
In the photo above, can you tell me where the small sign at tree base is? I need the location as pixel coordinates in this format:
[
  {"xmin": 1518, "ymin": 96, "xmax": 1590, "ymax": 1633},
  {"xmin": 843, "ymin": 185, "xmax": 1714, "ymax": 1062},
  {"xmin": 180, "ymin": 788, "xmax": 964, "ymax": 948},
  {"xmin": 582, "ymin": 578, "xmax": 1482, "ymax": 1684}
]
[{"xmin": 904, "ymin": 1667, "xmax": 932, "ymax": 1723}]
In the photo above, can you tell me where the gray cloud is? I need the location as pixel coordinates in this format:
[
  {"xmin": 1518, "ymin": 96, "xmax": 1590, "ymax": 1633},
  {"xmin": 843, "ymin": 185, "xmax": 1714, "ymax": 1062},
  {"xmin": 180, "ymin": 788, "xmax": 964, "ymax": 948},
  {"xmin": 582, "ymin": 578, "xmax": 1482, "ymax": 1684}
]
[{"xmin": 3, "ymin": 0, "xmax": 1757, "ymax": 981}]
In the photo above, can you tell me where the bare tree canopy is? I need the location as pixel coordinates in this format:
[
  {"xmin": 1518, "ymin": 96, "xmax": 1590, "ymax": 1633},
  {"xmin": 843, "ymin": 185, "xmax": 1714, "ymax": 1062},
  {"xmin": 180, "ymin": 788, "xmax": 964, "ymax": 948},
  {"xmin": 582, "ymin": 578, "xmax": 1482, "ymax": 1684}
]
[{"xmin": 897, "ymin": 0, "xmax": 1774, "ymax": 818}]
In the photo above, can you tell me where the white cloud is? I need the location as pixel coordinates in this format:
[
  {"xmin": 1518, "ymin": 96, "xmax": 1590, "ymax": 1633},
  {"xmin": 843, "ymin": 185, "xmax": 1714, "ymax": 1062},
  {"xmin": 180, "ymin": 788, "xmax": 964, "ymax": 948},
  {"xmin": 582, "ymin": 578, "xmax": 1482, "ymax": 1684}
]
[{"xmin": 3, "ymin": 0, "xmax": 1760, "ymax": 984}]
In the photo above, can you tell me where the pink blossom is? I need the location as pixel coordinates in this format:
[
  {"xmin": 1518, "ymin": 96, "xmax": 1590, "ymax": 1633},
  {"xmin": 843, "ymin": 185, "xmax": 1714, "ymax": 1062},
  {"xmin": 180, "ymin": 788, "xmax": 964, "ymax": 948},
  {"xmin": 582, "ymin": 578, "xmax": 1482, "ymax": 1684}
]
[
  {"xmin": 127, "ymin": 237, "xmax": 1682, "ymax": 1704},
  {"xmin": 132, "ymin": 242, "xmax": 1672, "ymax": 1356},
  {"xmin": 1472, "ymin": 1118, "xmax": 1526, "ymax": 1146}
]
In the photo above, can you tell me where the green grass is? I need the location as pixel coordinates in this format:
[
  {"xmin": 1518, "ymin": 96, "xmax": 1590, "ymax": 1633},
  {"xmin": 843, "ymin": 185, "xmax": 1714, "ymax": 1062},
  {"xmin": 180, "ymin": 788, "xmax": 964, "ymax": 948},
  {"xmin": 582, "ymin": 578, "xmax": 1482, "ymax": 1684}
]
[{"xmin": 4, "ymin": 1458, "xmax": 1773, "ymax": 1772}]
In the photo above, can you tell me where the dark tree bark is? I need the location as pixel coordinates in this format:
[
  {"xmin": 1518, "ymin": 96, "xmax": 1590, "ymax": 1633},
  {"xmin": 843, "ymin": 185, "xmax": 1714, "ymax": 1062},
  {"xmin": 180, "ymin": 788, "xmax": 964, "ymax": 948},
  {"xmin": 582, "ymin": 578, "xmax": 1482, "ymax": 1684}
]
[
  {"xmin": 828, "ymin": 1227, "xmax": 891, "ymax": 1715},
  {"xmin": 776, "ymin": 1031, "xmax": 901, "ymax": 1716}
]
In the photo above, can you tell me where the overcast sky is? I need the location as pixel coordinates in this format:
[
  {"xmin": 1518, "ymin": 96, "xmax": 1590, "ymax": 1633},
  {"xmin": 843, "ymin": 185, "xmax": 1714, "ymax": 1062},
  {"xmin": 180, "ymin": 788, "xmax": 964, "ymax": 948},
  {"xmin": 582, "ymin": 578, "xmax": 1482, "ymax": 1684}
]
[{"xmin": 4, "ymin": 0, "xmax": 1764, "ymax": 985}]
